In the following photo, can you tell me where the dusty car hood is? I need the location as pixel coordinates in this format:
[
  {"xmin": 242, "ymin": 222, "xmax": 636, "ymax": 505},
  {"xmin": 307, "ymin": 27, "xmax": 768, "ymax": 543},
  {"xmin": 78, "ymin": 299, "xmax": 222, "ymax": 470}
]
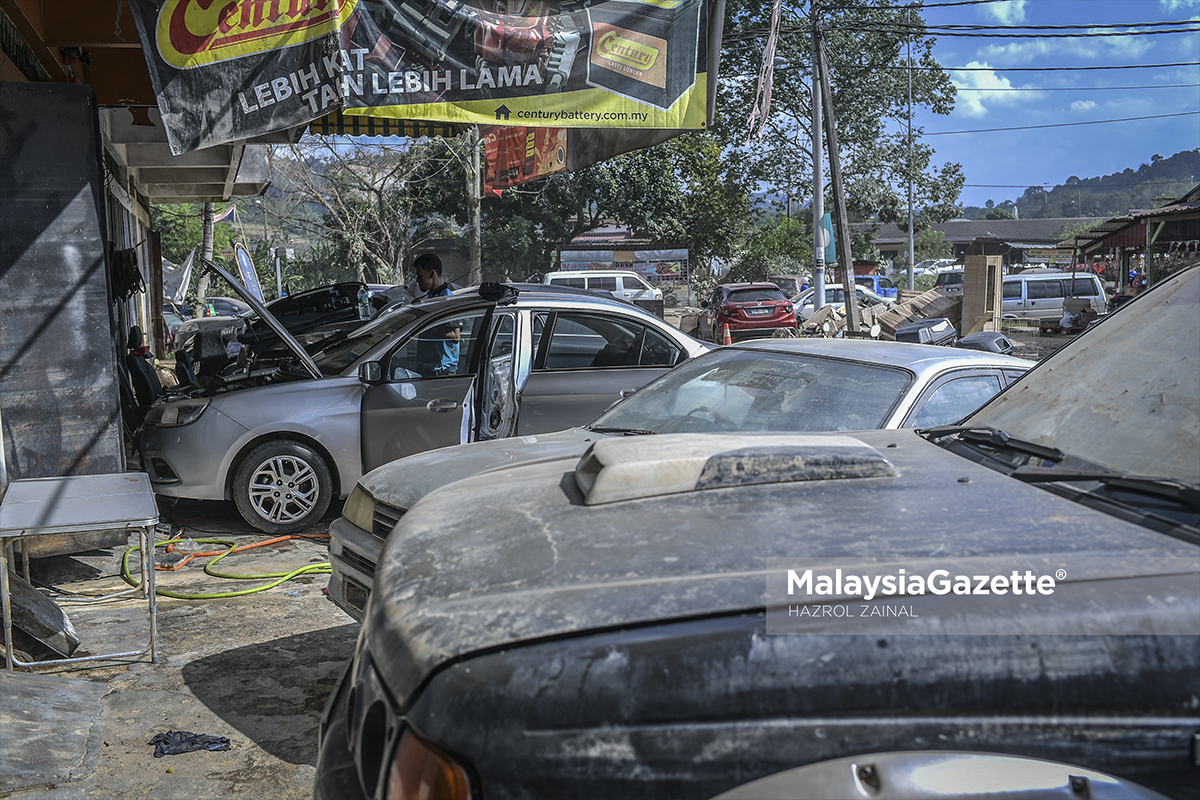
[
  {"xmin": 366, "ymin": 429, "xmax": 1198, "ymax": 706},
  {"xmin": 357, "ymin": 428, "xmax": 601, "ymax": 510}
]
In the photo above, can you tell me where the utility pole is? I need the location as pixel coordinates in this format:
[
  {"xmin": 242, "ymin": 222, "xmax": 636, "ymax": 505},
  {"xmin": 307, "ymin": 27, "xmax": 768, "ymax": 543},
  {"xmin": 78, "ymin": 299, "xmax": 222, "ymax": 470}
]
[
  {"xmin": 811, "ymin": 1, "xmax": 826, "ymax": 309},
  {"xmin": 906, "ymin": 32, "xmax": 915, "ymax": 292},
  {"xmin": 466, "ymin": 126, "xmax": 482, "ymax": 286},
  {"xmin": 194, "ymin": 201, "xmax": 215, "ymax": 316},
  {"xmin": 815, "ymin": 21, "xmax": 862, "ymax": 333}
]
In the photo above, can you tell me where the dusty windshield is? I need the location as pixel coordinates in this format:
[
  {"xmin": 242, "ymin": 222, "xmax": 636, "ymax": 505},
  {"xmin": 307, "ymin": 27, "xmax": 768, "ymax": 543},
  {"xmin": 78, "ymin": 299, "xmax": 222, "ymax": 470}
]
[
  {"xmin": 963, "ymin": 267, "xmax": 1199, "ymax": 483},
  {"xmin": 311, "ymin": 303, "xmax": 432, "ymax": 375},
  {"xmin": 591, "ymin": 348, "xmax": 913, "ymax": 433}
]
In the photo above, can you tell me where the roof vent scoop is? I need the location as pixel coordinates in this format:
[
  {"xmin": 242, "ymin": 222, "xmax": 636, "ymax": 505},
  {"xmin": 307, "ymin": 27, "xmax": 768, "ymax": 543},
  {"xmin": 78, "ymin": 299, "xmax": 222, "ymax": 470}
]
[{"xmin": 575, "ymin": 434, "xmax": 898, "ymax": 506}]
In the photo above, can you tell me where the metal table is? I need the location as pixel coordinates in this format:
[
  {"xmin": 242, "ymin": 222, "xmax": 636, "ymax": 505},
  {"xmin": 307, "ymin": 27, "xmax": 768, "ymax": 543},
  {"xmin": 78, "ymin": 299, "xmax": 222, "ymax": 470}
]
[{"xmin": 0, "ymin": 472, "xmax": 159, "ymax": 670}]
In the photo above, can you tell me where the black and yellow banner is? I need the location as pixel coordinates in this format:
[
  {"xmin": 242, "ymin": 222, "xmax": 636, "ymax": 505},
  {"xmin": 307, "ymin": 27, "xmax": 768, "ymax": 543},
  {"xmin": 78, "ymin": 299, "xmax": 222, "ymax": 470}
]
[{"xmin": 128, "ymin": 0, "xmax": 720, "ymax": 154}]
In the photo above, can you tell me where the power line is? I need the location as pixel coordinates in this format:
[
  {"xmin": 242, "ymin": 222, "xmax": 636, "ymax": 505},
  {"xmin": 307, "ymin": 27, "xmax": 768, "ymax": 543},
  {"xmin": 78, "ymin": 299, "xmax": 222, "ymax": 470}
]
[
  {"xmin": 926, "ymin": 110, "xmax": 1199, "ymax": 135},
  {"xmin": 838, "ymin": 61, "xmax": 1200, "ymax": 72},
  {"xmin": 832, "ymin": 25, "xmax": 1200, "ymax": 39},
  {"xmin": 966, "ymin": 179, "xmax": 1195, "ymax": 188},
  {"xmin": 954, "ymin": 83, "xmax": 1200, "ymax": 91}
]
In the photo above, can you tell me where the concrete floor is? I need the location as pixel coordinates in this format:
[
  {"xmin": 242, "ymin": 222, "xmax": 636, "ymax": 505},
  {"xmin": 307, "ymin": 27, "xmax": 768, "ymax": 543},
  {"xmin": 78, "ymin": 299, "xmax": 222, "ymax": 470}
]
[{"xmin": 1, "ymin": 498, "xmax": 357, "ymax": 799}]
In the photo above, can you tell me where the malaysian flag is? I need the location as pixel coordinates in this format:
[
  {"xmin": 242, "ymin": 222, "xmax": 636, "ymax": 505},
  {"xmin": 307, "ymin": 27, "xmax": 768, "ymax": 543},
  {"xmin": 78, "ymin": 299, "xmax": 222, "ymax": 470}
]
[{"xmin": 213, "ymin": 204, "xmax": 236, "ymax": 224}]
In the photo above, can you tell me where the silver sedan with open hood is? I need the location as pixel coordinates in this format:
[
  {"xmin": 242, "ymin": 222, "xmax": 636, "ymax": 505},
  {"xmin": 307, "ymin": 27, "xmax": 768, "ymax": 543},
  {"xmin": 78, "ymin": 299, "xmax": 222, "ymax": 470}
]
[{"xmin": 138, "ymin": 265, "xmax": 708, "ymax": 533}]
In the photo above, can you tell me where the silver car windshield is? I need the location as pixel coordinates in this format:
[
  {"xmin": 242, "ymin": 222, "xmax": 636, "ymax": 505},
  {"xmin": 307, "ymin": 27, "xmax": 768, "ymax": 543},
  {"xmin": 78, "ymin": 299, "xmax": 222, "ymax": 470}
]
[
  {"xmin": 311, "ymin": 303, "xmax": 433, "ymax": 374},
  {"xmin": 591, "ymin": 348, "xmax": 913, "ymax": 434},
  {"xmin": 963, "ymin": 267, "xmax": 1200, "ymax": 483}
]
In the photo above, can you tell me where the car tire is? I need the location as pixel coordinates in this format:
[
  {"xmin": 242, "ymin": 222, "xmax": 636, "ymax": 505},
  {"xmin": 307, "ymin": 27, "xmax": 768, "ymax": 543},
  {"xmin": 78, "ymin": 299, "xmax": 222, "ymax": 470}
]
[{"xmin": 233, "ymin": 440, "xmax": 333, "ymax": 534}]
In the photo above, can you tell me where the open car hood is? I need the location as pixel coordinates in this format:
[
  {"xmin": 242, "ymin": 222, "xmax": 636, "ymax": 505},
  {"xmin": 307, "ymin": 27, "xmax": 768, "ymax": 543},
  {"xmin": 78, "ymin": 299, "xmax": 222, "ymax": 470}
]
[{"xmin": 201, "ymin": 258, "xmax": 321, "ymax": 379}]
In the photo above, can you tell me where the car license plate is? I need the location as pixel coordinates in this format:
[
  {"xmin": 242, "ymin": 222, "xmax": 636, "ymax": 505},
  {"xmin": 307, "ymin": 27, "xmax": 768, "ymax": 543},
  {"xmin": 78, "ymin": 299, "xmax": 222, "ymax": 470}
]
[{"xmin": 746, "ymin": 308, "xmax": 770, "ymax": 316}]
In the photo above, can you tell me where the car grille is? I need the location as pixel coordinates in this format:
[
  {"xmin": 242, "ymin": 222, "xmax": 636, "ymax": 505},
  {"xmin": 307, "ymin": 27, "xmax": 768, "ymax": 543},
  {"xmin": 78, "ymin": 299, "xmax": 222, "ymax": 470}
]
[
  {"xmin": 371, "ymin": 504, "xmax": 406, "ymax": 540},
  {"xmin": 341, "ymin": 548, "xmax": 377, "ymax": 579}
]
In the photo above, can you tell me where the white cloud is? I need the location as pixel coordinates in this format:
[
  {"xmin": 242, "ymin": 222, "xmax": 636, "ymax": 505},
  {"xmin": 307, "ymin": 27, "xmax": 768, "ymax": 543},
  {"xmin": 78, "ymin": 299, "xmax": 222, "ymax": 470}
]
[
  {"xmin": 950, "ymin": 61, "xmax": 1042, "ymax": 117},
  {"xmin": 978, "ymin": 40, "xmax": 1054, "ymax": 66},
  {"xmin": 1071, "ymin": 100, "xmax": 1098, "ymax": 113},
  {"xmin": 983, "ymin": 0, "xmax": 1027, "ymax": 25},
  {"xmin": 1160, "ymin": 0, "xmax": 1195, "ymax": 11}
]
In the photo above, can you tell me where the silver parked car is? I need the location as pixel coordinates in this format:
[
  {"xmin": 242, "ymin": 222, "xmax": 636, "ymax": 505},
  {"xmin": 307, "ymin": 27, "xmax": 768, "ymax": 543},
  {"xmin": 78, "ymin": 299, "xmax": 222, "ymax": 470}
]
[
  {"xmin": 328, "ymin": 337, "xmax": 1032, "ymax": 619},
  {"xmin": 139, "ymin": 276, "xmax": 709, "ymax": 533}
]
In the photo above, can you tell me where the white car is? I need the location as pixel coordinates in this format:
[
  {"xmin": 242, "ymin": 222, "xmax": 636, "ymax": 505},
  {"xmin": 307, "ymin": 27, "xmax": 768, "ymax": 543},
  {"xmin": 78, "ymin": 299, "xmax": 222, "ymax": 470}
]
[{"xmin": 791, "ymin": 283, "xmax": 896, "ymax": 321}]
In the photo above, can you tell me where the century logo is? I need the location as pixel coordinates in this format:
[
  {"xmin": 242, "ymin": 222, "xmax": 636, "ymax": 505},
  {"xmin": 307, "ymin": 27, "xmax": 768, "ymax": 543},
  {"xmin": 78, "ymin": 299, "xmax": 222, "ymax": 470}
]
[
  {"xmin": 156, "ymin": 0, "xmax": 356, "ymax": 68},
  {"xmin": 596, "ymin": 30, "xmax": 660, "ymax": 71}
]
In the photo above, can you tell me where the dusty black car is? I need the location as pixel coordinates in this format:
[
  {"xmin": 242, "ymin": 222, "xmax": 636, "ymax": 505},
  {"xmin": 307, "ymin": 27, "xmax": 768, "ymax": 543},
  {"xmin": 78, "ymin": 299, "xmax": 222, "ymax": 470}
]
[{"xmin": 316, "ymin": 268, "xmax": 1200, "ymax": 799}]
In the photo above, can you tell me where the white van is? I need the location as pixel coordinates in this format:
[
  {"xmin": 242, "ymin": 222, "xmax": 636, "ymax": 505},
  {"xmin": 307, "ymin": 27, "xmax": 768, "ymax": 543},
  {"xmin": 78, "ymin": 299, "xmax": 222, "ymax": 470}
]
[
  {"xmin": 543, "ymin": 270, "xmax": 663, "ymax": 302},
  {"xmin": 1002, "ymin": 271, "xmax": 1107, "ymax": 321}
]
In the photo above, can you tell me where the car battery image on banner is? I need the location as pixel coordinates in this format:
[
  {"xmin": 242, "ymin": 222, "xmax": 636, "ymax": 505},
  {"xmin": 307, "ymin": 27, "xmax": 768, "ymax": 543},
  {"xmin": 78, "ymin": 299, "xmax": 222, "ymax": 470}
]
[{"xmin": 585, "ymin": 0, "xmax": 702, "ymax": 111}]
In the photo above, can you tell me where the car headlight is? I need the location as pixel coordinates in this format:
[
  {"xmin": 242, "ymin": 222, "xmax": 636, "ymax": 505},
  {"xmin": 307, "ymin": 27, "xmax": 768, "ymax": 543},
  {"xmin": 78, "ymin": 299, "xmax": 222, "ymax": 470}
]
[
  {"xmin": 342, "ymin": 486, "xmax": 376, "ymax": 532},
  {"xmin": 143, "ymin": 398, "xmax": 209, "ymax": 428},
  {"xmin": 386, "ymin": 728, "xmax": 472, "ymax": 800}
]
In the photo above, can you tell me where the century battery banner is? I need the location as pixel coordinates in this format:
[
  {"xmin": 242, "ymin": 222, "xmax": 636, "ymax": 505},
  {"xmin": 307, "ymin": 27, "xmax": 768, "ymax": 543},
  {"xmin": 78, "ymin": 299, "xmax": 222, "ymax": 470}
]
[
  {"xmin": 341, "ymin": 0, "xmax": 713, "ymax": 130},
  {"xmin": 128, "ymin": 0, "xmax": 351, "ymax": 154},
  {"xmin": 129, "ymin": 0, "xmax": 720, "ymax": 153}
]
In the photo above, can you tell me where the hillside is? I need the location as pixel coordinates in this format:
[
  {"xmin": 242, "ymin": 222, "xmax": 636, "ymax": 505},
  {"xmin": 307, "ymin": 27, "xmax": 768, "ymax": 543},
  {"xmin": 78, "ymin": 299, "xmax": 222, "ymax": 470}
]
[{"xmin": 963, "ymin": 149, "xmax": 1198, "ymax": 220}]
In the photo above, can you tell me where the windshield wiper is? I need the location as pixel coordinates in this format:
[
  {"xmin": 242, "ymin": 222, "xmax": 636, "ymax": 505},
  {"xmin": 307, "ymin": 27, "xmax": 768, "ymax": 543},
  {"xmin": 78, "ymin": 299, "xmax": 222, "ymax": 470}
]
[
  {"xmin": 587, "ymin": 425, "xmax": 659, "ymax": 436},
  {"xmin": 921, "ymin": 425, "xmax": 1064, "ymax": 462},
  {"xmin": 1012, "ymin": 467, "xmax": 1200, "ymax": 508}
]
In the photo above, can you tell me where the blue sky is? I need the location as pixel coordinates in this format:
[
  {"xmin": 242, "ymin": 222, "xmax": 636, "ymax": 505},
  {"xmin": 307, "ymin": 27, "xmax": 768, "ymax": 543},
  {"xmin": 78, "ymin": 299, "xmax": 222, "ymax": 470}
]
[{"xmin": 910, "ymin": 0, "xmax": 1199, "ymax": 210}]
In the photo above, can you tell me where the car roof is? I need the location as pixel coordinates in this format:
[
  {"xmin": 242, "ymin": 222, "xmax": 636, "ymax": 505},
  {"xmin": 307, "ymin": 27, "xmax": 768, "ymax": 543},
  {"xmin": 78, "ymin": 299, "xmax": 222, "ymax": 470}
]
[
  {"xmin": 721, "ymin": 282, "xmax": 786, "ymax": 291},
  {"xmin": 394, "ymin": 285, "xmax": 689, "ymax": 323},
  {"xmin": 729, "ymin": 337, "xmax": 1033, "ymax": 377}
]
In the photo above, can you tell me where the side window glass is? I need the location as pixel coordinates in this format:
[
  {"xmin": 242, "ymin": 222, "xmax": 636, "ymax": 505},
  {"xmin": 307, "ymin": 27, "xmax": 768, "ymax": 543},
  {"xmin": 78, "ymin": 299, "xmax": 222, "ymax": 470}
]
[
  {"xmin": 589, "ymin": 276, "xmax": 618, "ymax": 292},
  {"xmin": 1003, "ymin": 281, "xmax": 1022, "ymax": 299},
  {"xmin": 639, "ymin": 326, "xmax": 682, "ymax": 366},
  {"xmin": 539, "ymin": 313, "xmax": 650, "ymax": 370},
  {"xmin": 531, "ymin": 312, "xmax": 547, "ymax": 353},
  {"xmin": 1069, "ymin": 279, "xmax": 1098, "ymax": 297},
  {"xmin": 1026, "ymin": 281, "xmax": 1048, "ymax": 299},
  {"xmin": 911, "ymin": 375, "xmax": 1003, "ymax": 428},
  {"xmin": 1044, "ymin": 280, "xmax": 1064, "ymax": 298},
  {"xmin": 388, "ymin": 309, "xmax": 486, "ymax": 380},
  {"xmin": 490, "ymin": 313, "xmax": 516, "ymax": 359}
]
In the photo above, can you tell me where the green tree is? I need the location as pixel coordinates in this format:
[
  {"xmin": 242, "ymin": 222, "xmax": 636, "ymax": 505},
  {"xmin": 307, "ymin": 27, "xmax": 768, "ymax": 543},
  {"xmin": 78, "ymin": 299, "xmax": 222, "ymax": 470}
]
[
  {"xmin": 716, "ymin": 0, "xmax": 964, "ymax": 243},
  {"xmin": 978, "ymin": 207, "xmax": 1015, "ymax": 221},
  {"xmin": 914, "ymin": 227, "xmax": 951, "ymax": 261}
]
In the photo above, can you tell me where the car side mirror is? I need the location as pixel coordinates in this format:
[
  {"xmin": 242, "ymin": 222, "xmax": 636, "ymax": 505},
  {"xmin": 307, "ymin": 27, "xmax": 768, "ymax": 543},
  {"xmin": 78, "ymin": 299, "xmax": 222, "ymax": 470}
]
[
  {"xmin": 701, "ymin": 299, "xmax": 709, "ymax": 308},
  {"xmin": 359, "ymin": 361, "xmax": 383, "ymax": 384}
]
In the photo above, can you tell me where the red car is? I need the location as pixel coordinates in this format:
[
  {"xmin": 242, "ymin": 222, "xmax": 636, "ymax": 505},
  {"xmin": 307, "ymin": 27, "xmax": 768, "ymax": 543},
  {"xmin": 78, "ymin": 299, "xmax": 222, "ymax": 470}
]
[{"xmin": 700, "ymin": 282, "xmax": 796, "ymax": 342}]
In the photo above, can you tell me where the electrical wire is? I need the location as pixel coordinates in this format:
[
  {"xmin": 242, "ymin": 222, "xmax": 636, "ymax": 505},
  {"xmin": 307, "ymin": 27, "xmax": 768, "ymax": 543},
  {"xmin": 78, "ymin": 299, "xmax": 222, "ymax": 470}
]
[
  {"xmin": 954, "ymin": 84, "xmax": 1200, "ymax": 91},
  {"xmin": 121, "ymin": 534, "xmax": 332, "ymax": 600},
  {"xmin": 925, "ymin": 110, "xmax": 1199, "ymax": 135}
]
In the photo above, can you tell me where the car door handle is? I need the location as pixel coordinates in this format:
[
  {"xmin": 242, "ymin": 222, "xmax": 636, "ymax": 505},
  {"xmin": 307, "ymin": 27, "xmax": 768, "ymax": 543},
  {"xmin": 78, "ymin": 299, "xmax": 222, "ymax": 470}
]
[
  {"xmin": 426, "ymin": 398, "xmax": 460, "ymax": 412},
  {"xmin": 619, "ymin": 387, "xmax": 639, "ymax": 399}
]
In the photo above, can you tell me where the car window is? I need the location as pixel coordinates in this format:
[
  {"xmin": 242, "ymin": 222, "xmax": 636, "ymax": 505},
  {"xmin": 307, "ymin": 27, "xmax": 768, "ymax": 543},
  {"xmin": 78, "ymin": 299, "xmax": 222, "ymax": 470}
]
[
  {"xmin": 588, "ymin": 276, "xmax": 618, "ymax": 292},
  {"xmin": 1066, "ymin": 277, "xmax": 1099, "ymax": 296},
  {"xmin": 911, "ymin": 374, "xmax": 1003, "ymax": 428},
  {"xmin": 878, "ymin": 278, "xmax": 895, "ymax": 290},
  {"xmin": 593, "ymin": 348, "xmax": 914, "ymax": 433},
  {"xmin": 552, "ymin": 277, "xmax": 587, "ymax": 289},
  {"xmin": 491, "ymin": 313, "xmax": 516, "ymax": 358},
  {"xmin": 311, "ymin": 303, "xmax": 433, "ymax": 374},
  {"xmin": 728, "ymin": 288, "xmax": 786, "ymax": 303},
  {"xmin": 1027, "ymin": 280, "xmax": 1064, "ymax": 299},
  {"xmin": 1003, "ymin": 281, "xmax": 1022, "ymax": 299},
  {"xmin": 539, "ymin": 313, "xmax": 674, "ymax": 370},
  {"xmin": 387, "ymin": 309, "xmax": 489, "ymax": 379}
]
